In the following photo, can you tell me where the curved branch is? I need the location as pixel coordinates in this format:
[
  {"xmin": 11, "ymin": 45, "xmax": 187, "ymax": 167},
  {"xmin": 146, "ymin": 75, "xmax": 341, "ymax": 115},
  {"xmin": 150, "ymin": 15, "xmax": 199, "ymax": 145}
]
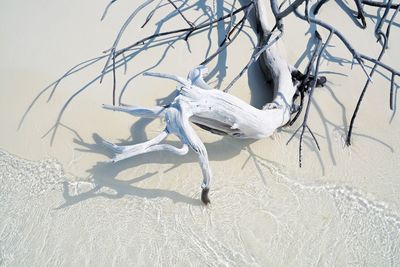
[{"xmin": 346, "ymin": 33, "xmax": 389, "ymax": 145}]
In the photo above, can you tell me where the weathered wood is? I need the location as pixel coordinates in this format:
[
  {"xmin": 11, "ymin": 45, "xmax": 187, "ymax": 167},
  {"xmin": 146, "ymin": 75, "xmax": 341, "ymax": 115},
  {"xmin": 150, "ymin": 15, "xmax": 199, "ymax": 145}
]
[
  {"xmin": 73, "ymin": 0, "xmax": 397, "ymax": 204},
  {"xmin": 103, "ymin": 0, "xmax": 298, "ymax": 204}
]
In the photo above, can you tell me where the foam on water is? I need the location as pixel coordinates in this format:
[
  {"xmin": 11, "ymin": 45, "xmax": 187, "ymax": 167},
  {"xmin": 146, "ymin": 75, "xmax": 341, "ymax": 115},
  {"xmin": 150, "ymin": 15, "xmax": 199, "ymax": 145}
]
[{"xmin": 1, "ymin": 149, "xmax": 399, "ymax": 266}]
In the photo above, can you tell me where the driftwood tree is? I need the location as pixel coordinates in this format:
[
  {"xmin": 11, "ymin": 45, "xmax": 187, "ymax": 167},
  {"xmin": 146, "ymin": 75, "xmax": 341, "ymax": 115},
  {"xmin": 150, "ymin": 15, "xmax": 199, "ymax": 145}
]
[{"xmin": 23, "ymin": 0, "xmax": 399, "ymax": 204}]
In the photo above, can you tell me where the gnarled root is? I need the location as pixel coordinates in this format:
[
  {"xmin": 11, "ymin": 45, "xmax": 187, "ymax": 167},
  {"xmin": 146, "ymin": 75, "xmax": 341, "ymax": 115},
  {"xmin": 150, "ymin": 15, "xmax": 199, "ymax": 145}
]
[
  {"xmin": 101, "ymin": 19, "xmax": 300, "ymax": 205},
  {"xmin": 102, "ymin": 70, "xmax": 214, "ymax": 204},
  {"xmin": 102, "ymin": 129, "xmax": 189, "ymax": 162},
  {"xmin": 102, "ymin": 61, "xmax": 298, "ymax": 204}
]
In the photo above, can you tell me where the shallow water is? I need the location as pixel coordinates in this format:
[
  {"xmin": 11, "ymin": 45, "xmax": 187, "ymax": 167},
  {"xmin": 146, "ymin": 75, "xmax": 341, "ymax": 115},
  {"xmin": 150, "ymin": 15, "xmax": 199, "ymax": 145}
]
[{"xmin": 1, "ymin": 149, "xmax": 400, "ymax": 266}]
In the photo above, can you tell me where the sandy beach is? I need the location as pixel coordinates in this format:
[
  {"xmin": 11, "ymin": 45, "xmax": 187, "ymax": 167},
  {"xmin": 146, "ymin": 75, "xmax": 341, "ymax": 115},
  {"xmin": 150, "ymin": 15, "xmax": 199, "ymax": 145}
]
[{"xmin": 1, "ymin": 0, "xmax": 400, "ymax": 266}]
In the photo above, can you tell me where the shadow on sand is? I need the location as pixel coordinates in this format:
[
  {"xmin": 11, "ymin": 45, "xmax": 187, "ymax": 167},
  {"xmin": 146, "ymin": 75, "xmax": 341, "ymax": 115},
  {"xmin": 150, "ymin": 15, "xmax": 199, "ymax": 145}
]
[{"xmin": 31, "ymin": 1, "xmax": 395, "ymax": 208}]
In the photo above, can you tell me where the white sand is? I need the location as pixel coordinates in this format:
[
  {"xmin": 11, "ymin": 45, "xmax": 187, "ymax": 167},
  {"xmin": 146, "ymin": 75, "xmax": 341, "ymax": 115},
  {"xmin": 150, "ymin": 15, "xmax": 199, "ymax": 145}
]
[{"xmin": 1, "ymin": 0, "xmax": 400, "ymax": 266}]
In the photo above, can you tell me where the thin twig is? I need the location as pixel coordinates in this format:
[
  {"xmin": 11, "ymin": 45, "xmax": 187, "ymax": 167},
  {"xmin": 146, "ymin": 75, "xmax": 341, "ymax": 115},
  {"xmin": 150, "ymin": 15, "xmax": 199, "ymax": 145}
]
[
  {"xmin": 306, "ymin": 125, "xmax": 321, "ymax": 150},
  {"xmin": 354, "ymin": 0, "xmax": 367, "ymax": 28},
  {"xmin": 298, "ymin": 31, "xmax": 333, "ymax": 166},
  {"xmin": 224, "ymin": 29, "xmax": 283, "ymax": 92},
  {"xmin": 225, "ymin": 0, "xmax": 238, "ymax": 41},
  {"xmin": 385, "ymin": 3, "xmax": 400, "ymax": 46},
  {"xmin": 116, "ymin": 2, "xmax": 253, "ymax": 57},
  {"xmin": 375, "ymin": 0, "xmax": 393, "ymax": 42},
  {"xmin": 270, "ymin": 0, "xmax": 306, "ymax": 20},
  {"xmin": 167, "ymin": 0, "xmax": 194, "ymax": 28},
  {"xmin": 313, "ymin": 0, "xmax": 330, "ymax": 15},
  {"xmin": 346, "ymin": 33, "xmax": 389, "ymax": 145},
  {"xmin": 295, "ymin": 9, "xmax": 400, "ymax": 80},
  {"xmin": 289, "ymin": 32, "xmax": 323, "ymax": 125},
  {"xmin": 219, "ymin": 7, "xmax": 247, "ymax": 47},
  {"xmin": 112, "ymin": 51, "xmax": 117, "ymax": 106},
  {"xmin": 100, "ymin": 0, "xmax": 156, "ymax": 83},
  {"xmin": 101, "ymin": 0, "xmax": 118, "ymax": 21},
  {"xmin": 200, "ymin": 4, "xmax": 253, "ymax": 66},
  {"xmin": 362, "ymin": 0, "xmax": 399, "ymax": 9},
  {"xmin": 286, "ymin": 125, "xmax": 303, "ymax": 145},
  {"xmin": 141, "ymin": 0, "xmax": 163, "ymax": 28},
  {"xmin": 390, "ymin": 73, "xmax": 396, "ymax": 110}
]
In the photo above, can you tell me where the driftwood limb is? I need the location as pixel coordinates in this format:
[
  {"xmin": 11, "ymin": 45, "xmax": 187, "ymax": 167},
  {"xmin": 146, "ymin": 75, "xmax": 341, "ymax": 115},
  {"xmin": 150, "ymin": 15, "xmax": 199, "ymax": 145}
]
[
  {"xmin": 347, "ymin": 4, "xmax": 400, "ymax": 144},
  {"xmin": 103, "ymin": 45, "xmax": 297, "ymax": 203},
  {"xmin": 362, "ymin": 0, "xmax": 399, "ymax": 9},
  {"xmin": 289, "ymin": 30, "xmax": 333, "ymax": 167},
  {"xmin": 166, "ymin": 0, "xmax": 195, "ymax": 28},
  {"xmin": 292, "ymin": 5, "xmax": 399, "ymax": 149},
  {"xmin": 27, "ymin": 0, "xmax": 400, "ymax": 204}
]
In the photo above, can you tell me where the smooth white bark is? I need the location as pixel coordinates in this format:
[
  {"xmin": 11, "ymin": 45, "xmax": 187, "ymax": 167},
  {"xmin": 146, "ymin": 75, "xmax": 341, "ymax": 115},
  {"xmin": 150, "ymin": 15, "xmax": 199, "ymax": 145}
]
[{"xmin": 103, "ymin": 0, "xmax": 298, "ymax": 202}]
